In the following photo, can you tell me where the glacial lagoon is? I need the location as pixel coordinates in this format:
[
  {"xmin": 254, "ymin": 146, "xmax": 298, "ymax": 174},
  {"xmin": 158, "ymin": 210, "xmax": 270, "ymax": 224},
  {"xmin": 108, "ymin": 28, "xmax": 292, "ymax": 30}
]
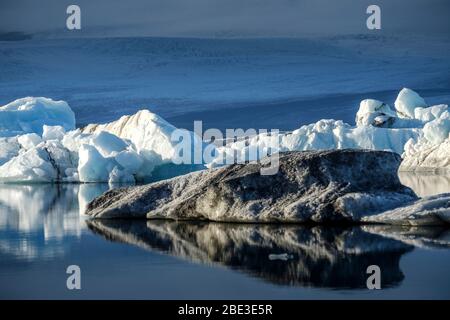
[{"xmin": 0, "ymin": 172, "xmax": 449, "ymax": 299}]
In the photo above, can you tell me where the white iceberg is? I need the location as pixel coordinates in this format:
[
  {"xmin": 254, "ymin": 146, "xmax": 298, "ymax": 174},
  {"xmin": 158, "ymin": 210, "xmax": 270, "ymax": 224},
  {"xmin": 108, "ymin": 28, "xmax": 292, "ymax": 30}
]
[
  {"xmin": 42, "ymin": 125, "xmax": 66, "ymax": 141},
  {"xmin": 82, "ymin": 110, "xmax": 203, "ymax": 163},
  {"xmin": 0, "ymin": 137, "xmax": 20, "ymax": 166},
  {"xmin": 18, "ymin": 133, "xmax": 42, "ymax": 150},
  {"xmin": 355, "ymin": 99, "xmax": 397, "ymax": 127},
  {"xmin": 0, "ymin": 139, "xmax": 77, "ymax": 183},
  {"xmin": 0, "ymin": 88, "xmax": 449, "ymax": 183},
  {"xmin": 355, "ymin": 98, "xmax": 422, "ymax": 128},
  {"xmin": 363, "ymin": 193, "xmax": 450, "ymax": 225},
  {"xmin": 400, "ymin": 110, "xmax": 450, "ymax": 172},
  {"xmin": 76, "ymin": 131, "xmax": 147, "ymax": 184},
  {"xmin": 0, "ymin": 97, "xmax": 75, "ymax": 137},
  {"xmin": 210, "ymin": 88, "xmax": 449, "ymax": 170},
  {"xmin": 81, "ymin": 109, "xmax": 208, "ymax": 181},
  {"xmin": 395, "ymin": 88, "xmax": 428, "ymax": 119},
  {"xmin": 0, "ymin": 98, "xmax": 207, "ymax": 183},
  {"xmin": 65, "ymin": 129, "xmax": 159, "ymax": 184},
  {"xmin": 209, "ymin": 119, "xmax": 421, "ymax": 168}
]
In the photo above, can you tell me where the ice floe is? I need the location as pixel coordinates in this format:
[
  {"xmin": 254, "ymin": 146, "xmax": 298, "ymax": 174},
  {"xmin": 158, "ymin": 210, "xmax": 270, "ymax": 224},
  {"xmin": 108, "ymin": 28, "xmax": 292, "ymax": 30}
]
[
  {"xmin": 0, "ymin": 88, "xmax": 449, "ymax": 183},
  {"xmin": 363, "ymin": 194, "xmax": 450, "ymax": 225},
  {"xmin": 0, "ymin": 97, "xmax": 75, "ymax": 137},
  {"xmin": 209, "ymin": 88, "xmax": 449, "ymax": 171},
  {"xmin": 86, "ymin": 150, "xmax": 419, "ymax": 222},
  {"xmin": 208, "ymin": 119, "xmax": 420, "ymax": 168},
  {"xmin": 82, "ymin": 110, "xmax": 189, "ymax": 161},
  {"xmin": 400, "ymin": 110, "xmax": 450, "ymax": 172},
  {"xmin": 395, "ymin": 88, "xmax": 428, "ymax": 119},
  {"xmin": 86, "ymin": 150, "xmax": 450, "ymax": 225},
  {"xmin": 0, "ymin": 100, "xmax": 206, "ymax": 184}
]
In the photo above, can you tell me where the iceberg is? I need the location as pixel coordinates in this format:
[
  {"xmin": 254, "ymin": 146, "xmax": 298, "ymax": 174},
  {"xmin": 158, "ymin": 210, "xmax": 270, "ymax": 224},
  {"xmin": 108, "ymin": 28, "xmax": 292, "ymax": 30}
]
[
  {"xmin": 0, "ymin": 139, "xmax": 76, "ymax": 183},
  {"xmin": 80, "ymin": 109, "xmax": 207, "ymax": 182},
  {"xmin": 0, "ymin": 97, "xmax": 75, "ymax": 137},
  {"xmin": 395, "ymin": 88, "xmax": 428, "ymax": 119},
  {"xmin": 363, "ymin": 194, "xmax": 450, "ymax": 225},
  {"xmin": 355, "ymin": 99, "xmax": 397, "ymax": 127},
  {"xmin": 0, "ymin": 100, "xmax": 206, "ymax": 183},
  {"xmin": 0, "ymin": 137, "xmax": 20, "ymax": 166},
  {"xmin": 209, "ymin": 88, "xmax": 448, "ymax": 170},
  {"xmin": 82, "ymin": 109, "xmax": 204, "ymax": 163},
  {"xmin": 86, "ymin": 150, "xmax": 430, "ymax": 223},
  {"xmin": 0, "ymin": 88, "xmax": 449, "ymax": 184},
  {"xmin": 86, "ymin": 150, "xmax": 450, "ymax": 225},
  {"xmin": 400, "ymin": 110, "xmax": 450, "ymax": 172},
  {"xmin": 209, "ymin": 119, "xmax": 420, "ymax": 168}
]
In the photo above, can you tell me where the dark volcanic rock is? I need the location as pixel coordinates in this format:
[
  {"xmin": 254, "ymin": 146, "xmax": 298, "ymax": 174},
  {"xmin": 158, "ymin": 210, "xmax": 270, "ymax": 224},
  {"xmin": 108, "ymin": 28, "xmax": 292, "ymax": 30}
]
[{"xmin": 86, "ymin": 149, "xmax": 419, "ymax": 223}]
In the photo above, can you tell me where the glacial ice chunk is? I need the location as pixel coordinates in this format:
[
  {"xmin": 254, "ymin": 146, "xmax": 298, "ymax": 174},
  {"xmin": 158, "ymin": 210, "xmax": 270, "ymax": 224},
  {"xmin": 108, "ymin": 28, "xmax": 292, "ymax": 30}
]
[
  {"xmin": 42, "ymin": 125, "xmax": 66, "ymax": 141},
  {"xmin": 86, "ymin": 150, "xmax": 420, "ymax": 222},
  {"xmin": 0, "ymin": 137, "xmax": 20, "ymax": 166},
  {"xmin": 0, "ymin": 111, "xmax": 205, "ymax": 184},
  {"xmin": 78, "ymin": 144, "xmax": 113, "ymax": 183},
  {"xmin": 363, "ymin": 194, "xmax": 450, "ymax": 225},
  {"xmin": 0, "ymin": 140, "xmax": 75, "ymax": 183},
  {"xmin": 395, "ymin": 88, "xmax": 427, "ymax": 119},
  {"xmin": 18, "ymin": 133, "xmax": 42, "ymax": 150},
  {"xmin": 115, "ymin": 150, "xmax": 143, "ymax": 172},
  {"xmin": 401, "ymin": 111, "xmax": 450, "ymax": 172},
  {"xmin": 355, "ymin": 99, "xmax": 397, "ymax": 127},
  {"xmin": 209, "ymin": 119, "xmax": 421, "ymax": 167},
  {"xmin": 90, "ymin": 131, "xmax": 128, "ymax": 157},
  {"xmin": 0, "ymin": 97, "xmax": 75, "ymax": 137},
  {"xmin": 414, "ymin": 104, "xmax": 448, "ymax": 123},
  {"xmin": 82, "ymin": 109, "xmax": 206, "ymax": 164},
  {"xmin": 1, "ymin": 89, "xmax": 449, "ymax": 183}
]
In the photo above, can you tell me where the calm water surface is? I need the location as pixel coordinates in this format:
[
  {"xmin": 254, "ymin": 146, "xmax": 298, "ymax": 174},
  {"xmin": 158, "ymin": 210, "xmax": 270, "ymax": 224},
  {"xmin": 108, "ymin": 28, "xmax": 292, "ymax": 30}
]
[{"xmin": 0, "ymin": 173, "xmax": 449, "ymax": 299}]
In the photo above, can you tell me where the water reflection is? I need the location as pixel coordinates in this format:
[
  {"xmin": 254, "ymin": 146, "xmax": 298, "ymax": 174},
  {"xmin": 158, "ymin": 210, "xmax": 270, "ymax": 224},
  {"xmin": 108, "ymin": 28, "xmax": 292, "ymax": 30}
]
[
  {"xmin": 399, "ymin": 172, "xmax": 450, "ymax": 197},
  {"xmin": 87, "ymin": 220, "xmax": 450, "ymax": 288},
  {"xmin": 0, "ymin": 172, "xmax": 449, "ymax": 288},
  {"xmin": 0, "ymin": 183, "xmax": 109, "ymax": 260},
  {"xmin": 362, "ymin": 225, "xmax": 450, "ymax": 249}
]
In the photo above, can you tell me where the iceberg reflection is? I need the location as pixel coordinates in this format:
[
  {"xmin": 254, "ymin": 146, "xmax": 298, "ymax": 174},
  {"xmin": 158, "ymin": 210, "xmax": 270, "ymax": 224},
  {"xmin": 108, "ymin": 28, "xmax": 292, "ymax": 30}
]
[
  {"xmin": 0, "ymin": 183, "xmax": 110, "ymax": 260},
  {"xmin": 0, "ymin": 172, "xmax": 448, "ymax": 271},
  {"xmin": 87, "ymin": 220, "xmax": 449, "ymax": 289},
  {"xmin": 399, "ymin": 172, "xmax": 450, "ymax": 197}
]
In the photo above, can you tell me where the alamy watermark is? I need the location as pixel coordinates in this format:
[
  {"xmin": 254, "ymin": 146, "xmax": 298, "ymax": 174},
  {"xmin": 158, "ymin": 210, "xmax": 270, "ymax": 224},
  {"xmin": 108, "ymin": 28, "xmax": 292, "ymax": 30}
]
[
  {"xmin": 66, "ymin": 4, "xmax": 381, "ymax": 32},
  {"xmin": 66, "ymin": 265, "xmax": 81, "ymax": 290},
  {"xmin": 366, "ymin": 5, "xmax": 381, "ymax": 30},
  {"xmin": 170, "ymin": 121, "xmax": 280, "ymax": 175},
  {"xmin": 366, "ymin": 265, "xmax": 381, "ymax": 290},
  {"xmin": 66, "ymin": 5, "xmax": 81, "ymax": 30}
]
